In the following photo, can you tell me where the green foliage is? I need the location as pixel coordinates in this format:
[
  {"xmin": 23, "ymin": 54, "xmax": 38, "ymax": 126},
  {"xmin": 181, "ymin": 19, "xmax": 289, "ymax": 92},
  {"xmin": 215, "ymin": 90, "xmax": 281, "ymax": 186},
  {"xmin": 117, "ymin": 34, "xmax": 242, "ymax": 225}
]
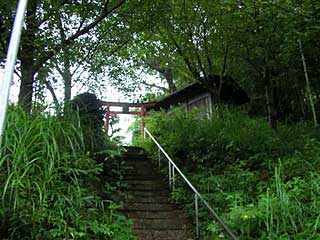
[
  {"xmin": 115, "ymin": 0, "xmax": 320, "ymax": 124},
  {"xmin": 0, "ymin": 106, "xmax": 136, "ymax": 239},
  {"xmin": 71, "ymin": 92, "xmax": 106, "ymax": 154},
  {"xmin": 140, "ymin": 107, "xmax": 320, "ymax": 239}
]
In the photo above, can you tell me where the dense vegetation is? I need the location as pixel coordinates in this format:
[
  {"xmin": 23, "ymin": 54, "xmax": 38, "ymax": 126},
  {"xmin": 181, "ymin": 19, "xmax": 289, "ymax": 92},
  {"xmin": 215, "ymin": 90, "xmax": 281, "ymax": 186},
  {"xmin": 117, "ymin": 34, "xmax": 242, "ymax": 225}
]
[
  {"xmin": 1, "ymin": 0, "xmax": 320, "ymax": 239},
  {"xmin": 2, "ymin": 0, "xmax": 320, "ymax": 126},
  {"xmin": 0, "ymin": 105, "xmax": 136, "ymax": 239},
  {"xmin": 137, "ymin": 108, "xmax": 320, "ymax": 239}
]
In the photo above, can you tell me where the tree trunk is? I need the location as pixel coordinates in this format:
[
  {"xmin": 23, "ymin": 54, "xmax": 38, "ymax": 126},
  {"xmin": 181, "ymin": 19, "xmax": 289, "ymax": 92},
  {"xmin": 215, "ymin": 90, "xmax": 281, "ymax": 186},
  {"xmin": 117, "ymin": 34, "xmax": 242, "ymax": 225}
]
[
  {"xmin": 44, "ymin": 81, "xmax": 59, "ymax": 106},
  {"xmin": 264, "ymin": 67, "xmax": 277, "ymax": 129},
  {"xmin": 18, "ymin": 0, "xmax": 37, "ymax": 112},
  {"xmin": 298, "ymin": 39, "xmax": 318, "ymax": 127},
  {"xmin": 145, "ymin": 60, "xmax": 177, "ymax": 93},
  {"xmin": 57, "ymin": 15, "xmax": 72, "ymax": 102},
  {"xmin": 19, "ymin": 60, "xmax": 35, "ymax": 112},
  {"xmin": 63, "ymin": 47, "xmax": 72, "ymax": 101},
  {"xmin": 163, "ymin": 68, "xmax": 177, "ymax": 93}
]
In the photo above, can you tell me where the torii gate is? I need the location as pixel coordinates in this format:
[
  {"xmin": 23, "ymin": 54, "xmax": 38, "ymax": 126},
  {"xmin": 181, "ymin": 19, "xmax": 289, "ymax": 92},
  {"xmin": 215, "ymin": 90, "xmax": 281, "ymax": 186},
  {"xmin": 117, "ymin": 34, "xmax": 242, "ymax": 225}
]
[{"xmin": 101, "ymin": 101, "xmax": 156, "ymax": 137}]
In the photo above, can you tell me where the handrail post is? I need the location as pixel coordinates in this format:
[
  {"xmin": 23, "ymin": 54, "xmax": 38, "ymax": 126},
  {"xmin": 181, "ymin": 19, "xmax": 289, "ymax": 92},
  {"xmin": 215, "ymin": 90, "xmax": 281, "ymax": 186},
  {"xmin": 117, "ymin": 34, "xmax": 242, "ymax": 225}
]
[
  {"xmin": 195, "ymin": 193, "xmax": 199, "ymax": 237},
  {"xmin": 168, "ymin": 161, "xmax": 172, "ymax": 189},
  {"xmin": 158, "ymin": 148, "xmax": 161, "ymax": 170},
  {"xmin": 172, "ymin": 166, "xmax": 175, "ymax": 192}
]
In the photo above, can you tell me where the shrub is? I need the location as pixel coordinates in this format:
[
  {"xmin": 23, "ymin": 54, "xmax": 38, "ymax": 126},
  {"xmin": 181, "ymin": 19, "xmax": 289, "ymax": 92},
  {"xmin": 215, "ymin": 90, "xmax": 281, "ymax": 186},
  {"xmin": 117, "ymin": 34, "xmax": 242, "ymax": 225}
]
[
  {"xmin": 140, "ymin": 107, "xmax": 320, "ymax": 239},
  {"xmin": 0, "ymin": 106, "xmax": 136, "ymax": 239},
  {"xmin": 71, "ymin": 92, "xmax": 106, "ymax": 154}
]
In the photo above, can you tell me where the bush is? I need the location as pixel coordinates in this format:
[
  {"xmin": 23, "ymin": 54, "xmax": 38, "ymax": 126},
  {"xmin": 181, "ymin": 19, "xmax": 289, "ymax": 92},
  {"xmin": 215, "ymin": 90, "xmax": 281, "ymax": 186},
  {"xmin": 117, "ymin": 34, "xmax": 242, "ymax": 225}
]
[
  {"xmin": 71, "ymin": 92, "xmax": 106, "ymax": 154},
  {"xmin": 0, "ymin": 106, "xmax": 136, "ymax": 239},
  {"xmin": 140, "ymin": 107, "xmax": 320, "ymax": 239}
]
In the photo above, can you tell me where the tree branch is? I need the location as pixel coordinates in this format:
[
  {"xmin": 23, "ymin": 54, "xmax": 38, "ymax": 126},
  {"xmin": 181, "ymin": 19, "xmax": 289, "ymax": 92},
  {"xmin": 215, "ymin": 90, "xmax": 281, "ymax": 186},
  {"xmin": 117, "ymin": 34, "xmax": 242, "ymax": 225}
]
[
  {"xmin": 141, "ymin": 80, "xmax": 169, "ymax": 92},
  {"xmin": 160, "ymin": 27, "xmax": 199, "ymax": 80},
  {"xmin": 35, "ymin": 0, "xmax": 72, "ymax": 28},
  {"xmin": 34, "ymin": 0, "xmax": 126, "ymax": 72},
  {"xmin": 44, "ymin": 80, "xmax": 59, "ymax": 105}
]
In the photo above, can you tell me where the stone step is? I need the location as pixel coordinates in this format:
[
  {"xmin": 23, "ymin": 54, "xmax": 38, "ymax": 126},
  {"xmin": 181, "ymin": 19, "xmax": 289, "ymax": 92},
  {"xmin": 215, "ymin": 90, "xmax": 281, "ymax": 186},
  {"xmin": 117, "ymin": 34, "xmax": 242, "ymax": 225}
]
[
  {"xmin": 124, "ymin": 163, "xmax": 153, "ymax": 170},
  {"xmin": 132, "ymin": 218, "xmax": 190, "ymax": 230},
  {"xmin": 126, "ymin": 189, "xmax": 169, "ymax": 197},
  {"xmin": 126, "ymin": 195, "xmax": 169, "ymax": 204},
  {"xmin": 122, "ymin": 209, "xmax": 189, "ymax": 219},
  {"xmin": 123, "ymin": 152, "xmax": 147, "ymax": 157},
  {"xmin": 126, "ymin": 181, "xmax": 167, "ymax": 189},
  {"xmin": 124, "ymin": 159, "xmax": 152, "ymax": 167},
  {"xmin": 125, "ymin": 185, "xmax": 168, "ymax": 192},
  {"xmin": 126, "ymin": 179, "xmax": 165, "ymax": 185},
  {"xmin": 125, "ymin": 189, "xmax": 169, "ymax": 200},
  {"xmin": 124, "ymin": 161, "xmax": 149, "ymax": 165},
  {"xmin": 123, "ymin": 151, "xmax": 147, "ymax": 156},
  {"xmin": 134, "ymin": 229, "xmax": 194, "ymax": 240},
  {"xmin": 124, "ymin": 169, "xmax": 156, "ymax": 176},
  {"xmin": 123, "ymin": 202, "xmax": 175, "ymax": 211},
  {"xmin": 123, "ymin": 157, "xmax": 148, "ymax": 162},
  {"xmin": 123, "ymin": 146, "xmax": 145, "ymax": 152},
  {"xmin": 120, "ymin": 147, "xmax": 195, "ymax": 240},
  {"xmin": 123, "ymin": 175, "xmax": 161, "ymax": 181}
]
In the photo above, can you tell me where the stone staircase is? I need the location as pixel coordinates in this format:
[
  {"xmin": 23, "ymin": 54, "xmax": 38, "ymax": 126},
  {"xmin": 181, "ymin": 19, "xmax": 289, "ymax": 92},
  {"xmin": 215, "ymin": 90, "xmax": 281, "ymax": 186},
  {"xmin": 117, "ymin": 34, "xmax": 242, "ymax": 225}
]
[{"xmin": 120, "ymin": 147, "xmax": 195, "ymax": 240}]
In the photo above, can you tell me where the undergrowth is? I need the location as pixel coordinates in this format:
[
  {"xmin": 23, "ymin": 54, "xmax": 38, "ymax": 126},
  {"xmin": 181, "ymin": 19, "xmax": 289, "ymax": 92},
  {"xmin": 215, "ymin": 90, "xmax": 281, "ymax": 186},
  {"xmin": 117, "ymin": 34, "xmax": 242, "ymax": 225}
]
[
  {"xmin": 0, "ymin": 105, "xmax": 136, "ymax": 240},
  {"xmin": 137, "ymin": 107, "xmax": 320, "ymax": 239}
]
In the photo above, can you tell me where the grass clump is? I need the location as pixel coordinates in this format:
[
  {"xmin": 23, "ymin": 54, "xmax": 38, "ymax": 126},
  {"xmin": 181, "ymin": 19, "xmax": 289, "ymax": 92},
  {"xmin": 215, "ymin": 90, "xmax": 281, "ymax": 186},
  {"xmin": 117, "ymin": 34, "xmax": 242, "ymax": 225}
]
[{"xmin": 0, "ymin": 106, "xmax": 136, "ymax": 240}]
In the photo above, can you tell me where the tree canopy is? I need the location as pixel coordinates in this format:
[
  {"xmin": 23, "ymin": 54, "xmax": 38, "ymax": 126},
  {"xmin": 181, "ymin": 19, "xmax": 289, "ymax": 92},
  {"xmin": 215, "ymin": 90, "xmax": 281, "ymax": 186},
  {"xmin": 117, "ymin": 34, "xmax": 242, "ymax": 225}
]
[{"xmin": 1, "ymin": 0, "xmax": 320, "ymax": 125}]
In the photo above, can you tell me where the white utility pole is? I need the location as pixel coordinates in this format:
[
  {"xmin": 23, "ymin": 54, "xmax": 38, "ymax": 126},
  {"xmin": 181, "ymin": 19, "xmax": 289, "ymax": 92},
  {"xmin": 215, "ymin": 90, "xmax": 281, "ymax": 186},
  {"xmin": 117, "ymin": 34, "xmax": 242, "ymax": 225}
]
[{"xmin": 0, "ymin": 0, "xmax": 28, "ymax": 146}]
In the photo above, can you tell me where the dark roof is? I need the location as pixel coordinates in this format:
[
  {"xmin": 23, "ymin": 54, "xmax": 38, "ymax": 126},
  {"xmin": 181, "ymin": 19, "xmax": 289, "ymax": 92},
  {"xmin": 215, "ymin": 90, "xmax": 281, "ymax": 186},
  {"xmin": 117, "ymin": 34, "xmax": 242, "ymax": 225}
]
[{"xmin": 150, "ymin": 75, "xmax": 250, "ymax": 111}]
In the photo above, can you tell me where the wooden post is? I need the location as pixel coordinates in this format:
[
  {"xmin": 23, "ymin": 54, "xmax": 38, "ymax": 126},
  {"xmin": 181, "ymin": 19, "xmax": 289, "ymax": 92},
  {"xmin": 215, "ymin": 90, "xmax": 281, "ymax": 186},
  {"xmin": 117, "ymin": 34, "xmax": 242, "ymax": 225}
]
[
  {"xmin": 104, "ymin": 105, "xmax": 110, "ymax": 135},
  {"xmin": 100, "ymin": 102, "xmax": 156, "ymax": 138},
  {"xmin": 141, "ymin": 106, "xmax": 145, "ymax": 137}
]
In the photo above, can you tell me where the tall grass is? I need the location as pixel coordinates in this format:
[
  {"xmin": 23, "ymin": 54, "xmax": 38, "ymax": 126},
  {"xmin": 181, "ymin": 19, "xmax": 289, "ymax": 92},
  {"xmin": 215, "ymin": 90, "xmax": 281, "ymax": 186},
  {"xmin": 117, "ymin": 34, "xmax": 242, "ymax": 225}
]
[{"xmin": 0, "ymin": 106, "xmax": 135, "ymax": 239}]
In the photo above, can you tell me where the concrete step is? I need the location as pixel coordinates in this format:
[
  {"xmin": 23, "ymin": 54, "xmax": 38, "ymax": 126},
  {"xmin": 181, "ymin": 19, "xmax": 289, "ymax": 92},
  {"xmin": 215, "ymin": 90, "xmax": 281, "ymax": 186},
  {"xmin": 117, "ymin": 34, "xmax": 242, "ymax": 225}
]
[
  {"xmin": 126, "ymin": 188, "xmax": 169, "ymax": 197},
  {"xmin": 134, "ymin": 229, "xmax": 194, "ymax": 240},
  {"xmin": 126, "ymin": 179, "xmax": 165, "ymax": 185},
  {"xmin": 132, "ymin": 218, "xmax": 190, "ymax": 230},
  {"xmin": 126, "ymin": 189, "xmax": 169, "ymax": 197},
  {"xmin": 123, "ymin": 174, "xmax": 162, "ymax": 181},
  {"xmin": 125, "ymin": 186, "xmax": 168, "ymax": 192},
  {"xmin": 124, "ymin": 163, "xmax": 153, "ymax": 170},
  {"xmin": 123, "ymin": 146, "xmax": 145, "ymax": 152},
  {"xmin": 126, "ymin": 195, "xmax": 169, "ymax": 204},
  {"xmin": 123, "ymin": 202, "xmax": 175, "ymax": 211},
  {"xmin": 124, "ymin": 161, "xmax": 152, "ymax": 166},
  {"xmin": 123, "ymin": 156, "xmax": 148, "ymax": 162},
  {"xmin": 120, "ymin": 147, "xmax": 195, "ymax": 240},
  {"xmin": 124, "ymin": 169, "xmax": 156, "ymax": 176},
  {"xmin": 126, "ymin": 181, "xmax": 167, "ymax": 190},
  {"xmin": 121, "ymin": 209, "xmax": 187, "ymax": 219}
]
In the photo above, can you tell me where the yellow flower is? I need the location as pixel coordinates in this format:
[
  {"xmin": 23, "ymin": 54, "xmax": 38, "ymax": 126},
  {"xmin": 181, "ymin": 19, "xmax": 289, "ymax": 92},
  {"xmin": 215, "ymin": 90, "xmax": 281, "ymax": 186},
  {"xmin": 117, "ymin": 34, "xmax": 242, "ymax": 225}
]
[{"xmin": 242, "ymin": 215, "xmax": 249, "ymax": 220}]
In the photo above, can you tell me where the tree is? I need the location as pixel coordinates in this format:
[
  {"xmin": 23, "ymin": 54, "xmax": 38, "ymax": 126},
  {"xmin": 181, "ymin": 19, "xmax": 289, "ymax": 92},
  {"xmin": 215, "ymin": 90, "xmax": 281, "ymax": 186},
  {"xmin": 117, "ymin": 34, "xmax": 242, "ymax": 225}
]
[
  {"xmin": 128, "ymin": 0, "xmax": 320, "ymax": 127},
  {"xmin": 119, "ymin": 0, "xmax": 238, "ymax": 102},
  {"xmin": 228, "ymin": 0, "xmax": 320, "ymax": 127},
  {"xmin": 1, "ymin": 0, "xmax": 126, "ymax": 112}
]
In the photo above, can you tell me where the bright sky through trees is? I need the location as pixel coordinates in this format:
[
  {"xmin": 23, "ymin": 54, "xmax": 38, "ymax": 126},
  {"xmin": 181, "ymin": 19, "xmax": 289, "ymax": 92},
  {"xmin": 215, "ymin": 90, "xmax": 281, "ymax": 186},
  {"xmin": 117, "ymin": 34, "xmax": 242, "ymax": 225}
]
[{"xmin": 0, "ymin": 68, "xmax": 162, "ymax": 144}]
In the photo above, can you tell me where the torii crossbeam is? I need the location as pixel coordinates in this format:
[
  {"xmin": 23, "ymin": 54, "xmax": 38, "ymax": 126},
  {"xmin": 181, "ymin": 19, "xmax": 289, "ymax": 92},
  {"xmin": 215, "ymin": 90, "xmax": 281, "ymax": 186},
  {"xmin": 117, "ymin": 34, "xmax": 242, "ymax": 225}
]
[{"xmin": 101, "ymin": 101, "xmax": 156, "ymax": 137}]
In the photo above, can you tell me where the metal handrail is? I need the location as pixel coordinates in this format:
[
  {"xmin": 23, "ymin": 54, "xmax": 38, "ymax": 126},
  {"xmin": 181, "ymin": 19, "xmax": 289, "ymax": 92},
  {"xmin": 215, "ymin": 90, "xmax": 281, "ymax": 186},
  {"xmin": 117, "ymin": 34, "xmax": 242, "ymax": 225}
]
[
  {"xmin": 0, "ymin": 0, "xmax": 28, "ymax": 146},
  {"xmin": 144, "ymin": 127, "xmax": 237, "ymax": 240}
]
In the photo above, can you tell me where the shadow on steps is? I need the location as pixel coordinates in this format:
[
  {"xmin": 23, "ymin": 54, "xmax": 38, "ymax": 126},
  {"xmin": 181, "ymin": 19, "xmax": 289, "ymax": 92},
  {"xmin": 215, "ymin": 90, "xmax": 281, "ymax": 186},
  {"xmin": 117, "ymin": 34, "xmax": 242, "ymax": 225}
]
[{"xmin": 120, "ymin": 147, "xmax": 196, "ymax": 240}]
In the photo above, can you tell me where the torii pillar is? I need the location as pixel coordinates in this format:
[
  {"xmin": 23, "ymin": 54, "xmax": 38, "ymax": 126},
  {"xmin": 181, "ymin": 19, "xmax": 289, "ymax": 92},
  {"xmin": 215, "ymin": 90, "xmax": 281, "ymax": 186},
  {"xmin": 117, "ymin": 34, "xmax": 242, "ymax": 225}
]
[{"xmin": 102, "ymin": 101, "xmax": 156, "ymax": 137}]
